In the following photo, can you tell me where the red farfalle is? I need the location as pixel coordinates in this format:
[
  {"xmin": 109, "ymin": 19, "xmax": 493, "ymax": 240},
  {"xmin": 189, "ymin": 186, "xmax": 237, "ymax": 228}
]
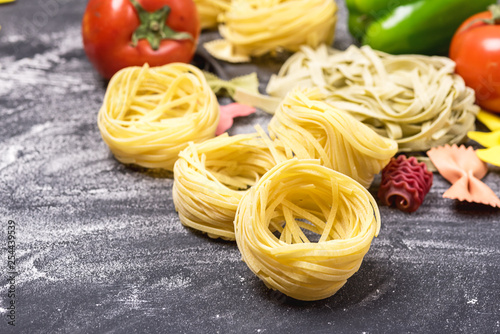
[{"xmin": 378, "ymin": 155, "xmax": 433, "ymax": 213}]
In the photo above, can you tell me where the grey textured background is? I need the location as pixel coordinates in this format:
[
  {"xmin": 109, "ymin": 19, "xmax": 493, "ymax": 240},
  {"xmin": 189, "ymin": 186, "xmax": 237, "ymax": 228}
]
[{"xmin": 0, "ymin": 1, "xmax": 499, "ymax": 333}]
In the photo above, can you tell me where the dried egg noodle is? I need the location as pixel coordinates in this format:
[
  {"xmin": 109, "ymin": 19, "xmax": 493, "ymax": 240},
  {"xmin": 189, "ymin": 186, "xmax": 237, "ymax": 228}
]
[
  {"xmin": 173, "ymin": 130, "xmax": 286, "ymax": 240},
  {"xmin": 204, "ymin": 0, "xmax": 337, "ymax": 63},
  {"xmin": 266, "ymin": 45, "xmax": 479, "ymax": 151},
  {"xmin": 234, "ymin": 159, "xmax": 380, "ymax": 301},
  {"xmin": 194, "ymin": 0, "xmax": 230, "ymax": 30},
  {"xmin": 268, "ymin": 88, "xmax": 398, "ymax": 188},
  {"xmin": 98, "ymin": 63, "xmax": 219, "ymax": 171}
]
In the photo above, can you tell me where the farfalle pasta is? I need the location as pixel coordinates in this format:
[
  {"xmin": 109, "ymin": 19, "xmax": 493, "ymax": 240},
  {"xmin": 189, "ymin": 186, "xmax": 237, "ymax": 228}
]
[
  {"xmin": 468, "ymin": 110, "xmax": 500, "ymax": 167},
  {"xmin": 97, "ymin": 63, "xmax": 219, "ymax": 171},
  {"xmin": 234, "ymin": 159, "xmax": 381, "ymax": 301},
  {"xmin": 427, "ymin": 145, "xmax": 500, "ymax": 207},
  {"xmin": 378, "ymin": 155, "xmax": 433, "ymax": 213},
  {"xmin": 268, "ymin": 88, "xmax": 398, "ymax": 188}
]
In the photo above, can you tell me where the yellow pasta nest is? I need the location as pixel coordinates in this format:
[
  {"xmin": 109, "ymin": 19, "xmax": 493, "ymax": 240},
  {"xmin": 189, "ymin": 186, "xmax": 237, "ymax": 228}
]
[
  {"xmin": 235, "ymin": 159, "xmax": 381, "ymax": 301},
  {"xmin": 97, "ymin": 63, "xmax": 219, "ymax": 171},
  {"xmin": 204, "ymin": 0, "xmax": 337, "ymax": 62},
  {"xmin": 269, "ymin": 88, "xmax": 398, "ymax": 188},
  {"xmin": 266, "ymin": 44, "xmax": 479, "ymax": 151},
  {"xmin": 173, "ymin": 131, "xmax": 286, "ymax": 240},
  {"xmin": 194, "ymin": 0, "xmax": 231, "ymax": 30}
]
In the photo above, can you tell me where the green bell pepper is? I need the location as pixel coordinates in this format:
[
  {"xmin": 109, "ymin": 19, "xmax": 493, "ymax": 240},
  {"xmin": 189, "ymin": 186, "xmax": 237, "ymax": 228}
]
[{"xmin": 346, "ymin": 0, "xmax": 496, "ymax": 55}]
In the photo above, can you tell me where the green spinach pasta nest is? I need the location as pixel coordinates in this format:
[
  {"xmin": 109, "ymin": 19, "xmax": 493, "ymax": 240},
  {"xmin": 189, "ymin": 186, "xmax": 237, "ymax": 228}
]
[{"xmin": 266, "ymin": 45, "xmax": 479, "ymax": 152}]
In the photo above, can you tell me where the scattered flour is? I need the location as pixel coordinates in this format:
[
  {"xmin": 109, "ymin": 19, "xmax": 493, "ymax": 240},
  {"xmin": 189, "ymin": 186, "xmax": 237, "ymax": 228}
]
[{"xmin": 0, "ymin": 26, "xmax": 94, "ymax": 97}]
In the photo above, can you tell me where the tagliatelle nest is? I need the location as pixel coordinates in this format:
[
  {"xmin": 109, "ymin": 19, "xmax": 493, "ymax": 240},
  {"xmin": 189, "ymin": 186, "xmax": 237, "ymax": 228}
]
[
  {"xmin": 234, "ymin": 159, "xmax": 381, "ymax": 301},
  {"xmin": 204, "ymin": 0, "xmax": 337, "ymax": 62},
  {"xmin": 268, "ymin": 88, "xmax": 398, "ymax": 188},
  {"xmin": 194, "ymin": 0, "xmax": 231, "ymax": 30},
  {"xmin": 97, "ymin": 63, "xmax": 219, "ymax": 171},
  {"xmin": 266, "ymin": 44, "xmax": 479, "ymax": 152},
  {"xmin": 173, "ymin": 130, "xmax": 286, "ymax": 240}
]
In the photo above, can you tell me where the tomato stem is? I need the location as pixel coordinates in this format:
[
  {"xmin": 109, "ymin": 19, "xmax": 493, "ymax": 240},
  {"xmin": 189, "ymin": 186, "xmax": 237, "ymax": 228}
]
[
  {"xmin": 464, "ymin": 4, "xmax": 500, "ymax": 30},
  {"xmin": 150, "ymin": 21, "xmax": 160, "ymax": 32},
  {"xmin": 489, "ymin": 4, "xmax": 500, "ymax": 24},
  {"xmin": 129, "ymin": 0, "xmax": 192, "ymax": 51}
]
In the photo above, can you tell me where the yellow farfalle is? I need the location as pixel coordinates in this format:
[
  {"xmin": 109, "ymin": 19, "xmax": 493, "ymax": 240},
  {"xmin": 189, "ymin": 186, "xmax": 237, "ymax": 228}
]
[{"xmin": 468, "ymin": 111, "xmax": 500, "ymax": 167}]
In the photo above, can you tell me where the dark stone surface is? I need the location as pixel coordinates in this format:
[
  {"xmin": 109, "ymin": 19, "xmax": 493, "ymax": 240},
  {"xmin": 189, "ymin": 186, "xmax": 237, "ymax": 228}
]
[{"xmin": 0, "ymin": 1, "xmax": 499, "ymax": 333}]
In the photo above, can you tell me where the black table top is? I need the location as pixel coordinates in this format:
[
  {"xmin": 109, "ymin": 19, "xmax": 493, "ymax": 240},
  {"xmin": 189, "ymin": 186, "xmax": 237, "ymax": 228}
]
[{"xmin": 1, "ymin": 1, "xmax": 499, "ymax": 333}]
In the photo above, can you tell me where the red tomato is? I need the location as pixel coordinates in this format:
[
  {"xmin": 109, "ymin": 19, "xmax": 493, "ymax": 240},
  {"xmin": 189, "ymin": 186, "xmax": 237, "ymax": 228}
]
[
  {"xmin": 450, "ymin": 7, "xmax": 500, "ymax": 113},
  {"xmin": 82, "ymin": 0, "xmax": 200, "ymax": 79}
]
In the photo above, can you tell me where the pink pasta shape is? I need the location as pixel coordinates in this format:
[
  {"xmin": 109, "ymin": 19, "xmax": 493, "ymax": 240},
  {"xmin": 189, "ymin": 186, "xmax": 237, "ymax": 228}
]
[{"xmin": 378, "ymin": 156, "xmax": 433, "ymax": 213}]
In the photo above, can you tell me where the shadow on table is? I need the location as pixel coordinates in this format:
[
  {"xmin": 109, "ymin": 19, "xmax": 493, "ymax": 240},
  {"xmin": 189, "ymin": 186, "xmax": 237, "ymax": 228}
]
[
  {"xmin": 124, "ymin": 163, "xmax": 174, "ymax": 179},
  {"xmin": 250, "ymin": 258, "xmax": 393, "ymax": 310},
  {"xmin": 183, "ymin": 224, "xmax": 238, "ymax": 246},
  {"xmin": 452, "ymin": 201, "xmax": 499, "ymax": 214}
]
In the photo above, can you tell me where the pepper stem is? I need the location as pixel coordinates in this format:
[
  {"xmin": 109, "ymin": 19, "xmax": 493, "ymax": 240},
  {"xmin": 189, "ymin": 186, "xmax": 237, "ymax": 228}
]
[{"xmin": 129, "ymin": 0, "xmax": 193, "ymax": 51}]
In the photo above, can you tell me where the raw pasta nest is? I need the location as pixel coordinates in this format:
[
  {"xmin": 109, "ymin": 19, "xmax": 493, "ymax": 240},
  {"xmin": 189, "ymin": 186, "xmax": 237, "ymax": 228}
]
[
  {"xmin": 173, "ymin": 131, "xmax": 285, "ymax": 240},
  {"xmin": 204, "ymin": 0, "xmax": 337, "ymax": 62},
  {"xmin": 194, "ymin": 0, "xmax": 231, "ymax": 30},
  {"xmin": 266, "ymin": 45, "xmax": 479, "ymax": 151},
  {"xmin": 97, "ymin": 63, "xmax": 219, "ymax": 171},
  {"xmin": 268, "ymin": 88, "xmax": 398, "ymax": 188},
  {"xmin": 234, "ymin": 159, "xmax": 381, "ymax": 301}
]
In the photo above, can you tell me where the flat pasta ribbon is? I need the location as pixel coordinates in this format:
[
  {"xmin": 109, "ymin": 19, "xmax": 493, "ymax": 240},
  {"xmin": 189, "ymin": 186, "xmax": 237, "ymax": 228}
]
[
  {"xmin": 266, "ymin": 45, "xmax": 479, "ymax": 152},
  {"xmin": 204, "ymin": 0, "xmax": 337, "ymax": 63},
  {"xmin": 427, "ymin": 145, "xmax": 500, "ymax": 207},
  {"xmin": 234, "ymin": 159, "xmax": 381, "ymax": 301},
  {"xmin": 173, "ymin": 130, "xmax": 286, "ymax": 240},
  {"xmin": 268, "ymin": 88, "xmax": 398, "ymax": 188},
  {"xmin": 97, "ymin": 63, "xmax": 219, "ymax": 171}
]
